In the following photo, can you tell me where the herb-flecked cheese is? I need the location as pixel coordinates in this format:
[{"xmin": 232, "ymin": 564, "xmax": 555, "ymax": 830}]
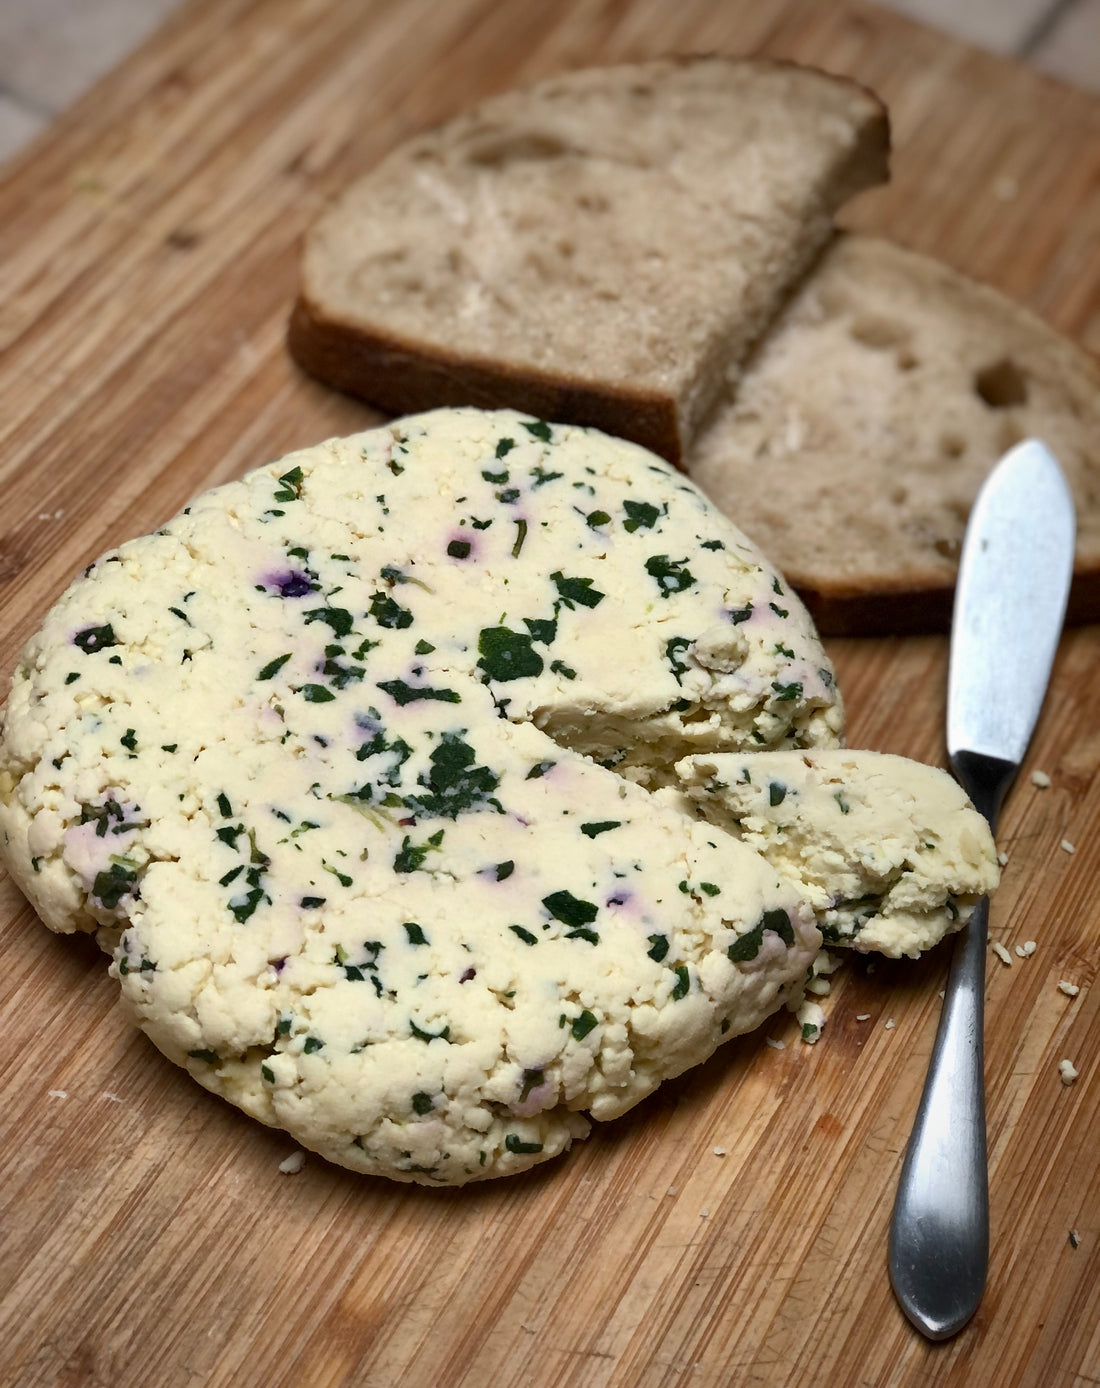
[
  {"xmin": 1, "ymin": 408, "xmax": 853, "ymax": 1183},
  {"xmin": 676, "ymin": 750, "xmax": 999, "ymax": 958}
]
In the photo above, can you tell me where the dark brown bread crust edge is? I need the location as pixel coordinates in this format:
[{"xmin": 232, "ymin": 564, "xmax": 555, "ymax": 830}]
[
  {"xmin": 799, "ymin": 565, "xmax": 1100, "ymax": 636},
  {"xmin": 288, "ymin": 296, "xmax": 686, "ymax": 462}
]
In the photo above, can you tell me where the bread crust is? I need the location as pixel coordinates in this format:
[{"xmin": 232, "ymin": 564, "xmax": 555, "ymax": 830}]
[
  {"xmin": 796, "ymin": 567, "xmax": 1100, "ymax": 637},
  {"xmin": 288, "ymin": 294, "xmax": 685, "ymax": 461}
]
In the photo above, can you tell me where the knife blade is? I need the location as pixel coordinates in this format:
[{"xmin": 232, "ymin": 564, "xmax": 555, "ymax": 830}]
[{"xmin": 888, "ymin": 438, "xmax": 1076, "ymax": 1341}]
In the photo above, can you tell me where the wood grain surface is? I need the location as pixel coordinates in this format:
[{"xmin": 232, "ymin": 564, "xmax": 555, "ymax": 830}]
[{"xmin": 0, "ymin": 2, "xmax": 1097, "ymax": 1385}]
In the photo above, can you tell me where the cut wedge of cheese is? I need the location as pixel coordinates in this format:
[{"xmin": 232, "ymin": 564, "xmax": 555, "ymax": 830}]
[{"xmin": 677, "ymin": 749, "xmax": 998, "ymax": 958}]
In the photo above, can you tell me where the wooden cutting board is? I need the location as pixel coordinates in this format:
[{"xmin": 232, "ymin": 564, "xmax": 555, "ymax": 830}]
[{"xmin": 0, "ymin": 2, "xmax": 1097, "ymax": 1384}]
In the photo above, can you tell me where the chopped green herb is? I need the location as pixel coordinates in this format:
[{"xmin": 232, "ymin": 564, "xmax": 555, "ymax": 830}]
[
  {"xmin": 393, "ymin": 830, "xmax": 444, "ymax": 874},
  {"xmin": 570, "ymin": 1011, "xmax": 598, "ymax": 1041},
  {"xmin": 403, "ymin": 922, "xmax": 429, "ymax": 945},
  {"xmin": 305, "ymin": 606, "xmax": 354, "ymax": 638},
  {"xmin": 645, "ymin": 555, "xmax": 695, "ymax": 597},
  {"xmin": 92, "ymin": 862, "xmax": 137, "ymax": 909},
  {"xmin": 763, "ymin": 908, "xmax": 794, "ymax": 944},
  {"xmin": 671, "ymin": 965, "xmax": 690, "ymax": 1000},
  {"xmin": 665, "ymin": 635, "xmax": 691, "ymax": 683},
  {"xmin": 477, "ymin": 626, "xmax": 543, "ymax": 682},
  {"xmin": 523, "ymin": 617, "xmax": 557, "ymax": 644},
  {"xmin": 509, "ymin": 924, "xmax": 538, "ymax": 945},
  {"xmin": 580, "ymin": 821, "xmax": 620, "ymax": 838},
  {"xmin": 369, "ymin": 592, "xmax": 414, "ymax": 629},
  {"xmin": 622, "ymin": 500, "xmax": 660, "ymax": 532},
  {"xmin": 551, "ymin": 571, "xmax": 604, "ymax": 609},
  {"xmin": 543, "ymin": 890, "xmax": 598, "ymax": 927},
  {"xmin": 377, "ymin": 678, "xmax": 460, "ymax": 706},
  {"xmin": 229, "ymin": 888, "xmax": 265, "ymax": 922},
  {"xmin": 403, "ymin": 733, "xmax": 501, "ymax": 818},
  {"xmin": 769, "ymin": 781, "xmax": 787, "ymax": 807},
  {"xmin": 511, "ymin": 519, "xmax": 528, "ymax": 558},
  {"xmin": 412, "ymin": 1092, "xmax": 434, "ymax": 1115},
  {"xmin": 273, "ymin": 465, "xmax": 304, "ymax": 502},
  {"xmin": 523, "ymin": 420, "xmax": 552, "ymax": 442},
  {"xmin": 504, "ymin": 1133, "xmax": 544, "ymax": 1154},
  {"xmin": 771, "ymin": 681, "xmax": 803, "ymax": 702},
  {"xmin": 74, "ymin": 624, "xmax": 118, "ymax": 654},
  {"xmin": 647, "ymin": 934, "xmax": 669, "ymax": 962},
  {"xmin": 258, "ymin": 653, "xmax": 292, "ymax": 680},
  {"xmin": 322, "ymin": 861, "xmax": 353, "ymax": 888},
  {"xmin": 409, "ymin": 1020, "xmax": 450, "ymax": 1043}
]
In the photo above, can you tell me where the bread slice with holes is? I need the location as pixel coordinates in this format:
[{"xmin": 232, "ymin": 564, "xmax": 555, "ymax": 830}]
[
  {"xmin": 288, "ymin": 57, "xmax": 889, "ymax": 463},
  {"xmin": 684, "ymin": 234, "xmax": 1100, "ymax": 633}
]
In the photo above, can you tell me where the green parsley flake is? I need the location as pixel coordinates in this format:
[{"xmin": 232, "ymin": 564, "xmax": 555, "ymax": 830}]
[
  {"xmin": 258, "ymin": 653, "xmax": 292, "ymax": 680},
  {"xmin": 543, "ymin": 890, "xmax": 598, "ymax": 928},
  {"xmin": 570, "ymin": 1011, "xmax": 598, "ymax": 1041},
  {"xmin": 551, "ymin": 571, "xmax": 604, "ymax": 609},
  {"xmin": 580, "ymin": 821, "xmax": 620, "ymax": 838},
  {"xmin": 645, "ymin": 555, "xmax": 696, "ymax": 597},
  {"xmin": 477, "ymin": 626, "xmax": 543, "ymax": 682},
  {"xmin": 622, "ymin": 500, "xmax": 661, "ymax": 532}
]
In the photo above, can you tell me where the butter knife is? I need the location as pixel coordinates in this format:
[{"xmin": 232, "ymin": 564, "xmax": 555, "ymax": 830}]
[{"xmin": 888, "ymin": 439, "xmax": 1076, "ymax": 1341}]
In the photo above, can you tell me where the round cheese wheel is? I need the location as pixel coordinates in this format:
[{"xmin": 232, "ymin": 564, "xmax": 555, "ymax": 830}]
[{"xmin": 0, "ymin": 408, "xmax": 843, "ymax": 1182}]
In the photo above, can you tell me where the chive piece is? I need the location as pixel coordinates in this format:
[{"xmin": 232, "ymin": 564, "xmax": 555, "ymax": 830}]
[{"xmin": 504, "ymin": 1134, "xmax": 544, "ymax": 1154}]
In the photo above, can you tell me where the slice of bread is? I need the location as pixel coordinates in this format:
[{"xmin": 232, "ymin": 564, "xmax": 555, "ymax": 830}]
[
  {"xmin": 289, "ymin": 57, "xmax": 889, "ymax": 463},
  {"xmin": 685, "ymin": 234, "xmax": 1100, "ymax": 634}
]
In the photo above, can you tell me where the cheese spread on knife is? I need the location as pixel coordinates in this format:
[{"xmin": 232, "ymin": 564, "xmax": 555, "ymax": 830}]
[{"xmin": 0, "ymin": 408, "xmax": 996, "ymax": 1183}]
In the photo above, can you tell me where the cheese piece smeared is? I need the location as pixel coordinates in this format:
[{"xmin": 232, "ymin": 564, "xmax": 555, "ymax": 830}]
[
  {"xmin": 676, "ymin": 749, "xmax": 999, "ymax": 958},
  {"xmin": 0, "ymin": 408, "xmax": 842, "ymax": 1184}
]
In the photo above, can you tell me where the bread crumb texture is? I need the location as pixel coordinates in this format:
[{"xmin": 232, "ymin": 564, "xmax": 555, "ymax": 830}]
[
  {"xmin": 686, "ymin": 235, "xmax": 1100, "ymax": 630},
  {"xmin": 293, "ymin": 58, "xmax": 887, "ymax": 460},
  {"xmin": 0, "ymin": 409, "xmax": 994, "ymax": 1184}
]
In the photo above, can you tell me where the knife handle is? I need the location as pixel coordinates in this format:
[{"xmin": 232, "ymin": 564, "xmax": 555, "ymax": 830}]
[{"xmin": 888, "ymin": 897, "xmax": 990, "ymax": 1340}]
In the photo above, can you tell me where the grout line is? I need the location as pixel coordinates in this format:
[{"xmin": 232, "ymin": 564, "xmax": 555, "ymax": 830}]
[{"xmin": 1020, "ymin": 0, "xmax": 1081, "ymax": 54}]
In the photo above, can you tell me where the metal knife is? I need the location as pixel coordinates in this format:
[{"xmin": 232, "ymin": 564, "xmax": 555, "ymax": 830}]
[{"xmin": 888, "ymin": 438, "xmax": 1076, "ymax": 1341}]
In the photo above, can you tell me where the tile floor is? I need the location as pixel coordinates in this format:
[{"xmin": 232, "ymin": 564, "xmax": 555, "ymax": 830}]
[{"xmin": 0, "ymin": 0, "xmax": 1097, "ymax": 168}]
